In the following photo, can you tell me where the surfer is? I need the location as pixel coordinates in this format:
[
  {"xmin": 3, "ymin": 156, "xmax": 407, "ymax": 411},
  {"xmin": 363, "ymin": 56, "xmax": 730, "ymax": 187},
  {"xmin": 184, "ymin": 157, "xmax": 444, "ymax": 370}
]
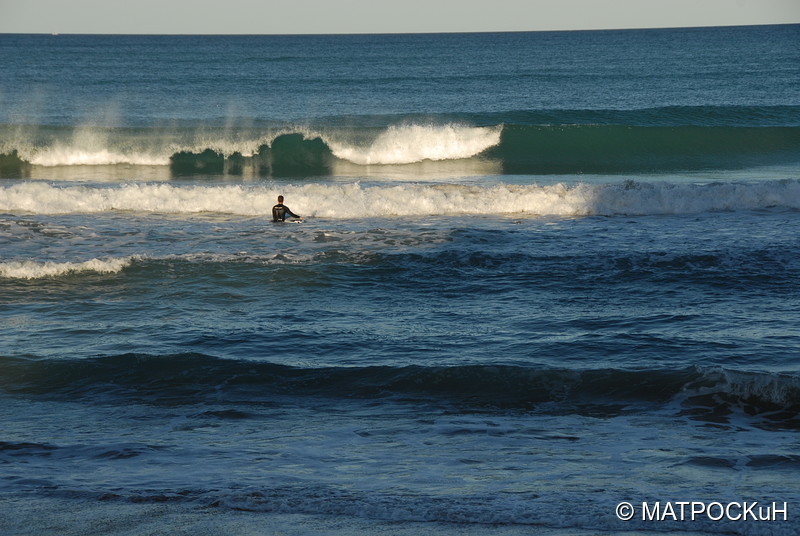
[{"xmin": 272, "ymin": 195, "xmax": 302, "ymax": 222}]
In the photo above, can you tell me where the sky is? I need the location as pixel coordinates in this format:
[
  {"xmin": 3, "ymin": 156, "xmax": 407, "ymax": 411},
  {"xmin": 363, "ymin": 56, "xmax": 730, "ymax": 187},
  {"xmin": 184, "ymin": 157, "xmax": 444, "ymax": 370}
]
[{"xmin": 1, "ymin": 0, "xmax": 799, "ymax": 34}]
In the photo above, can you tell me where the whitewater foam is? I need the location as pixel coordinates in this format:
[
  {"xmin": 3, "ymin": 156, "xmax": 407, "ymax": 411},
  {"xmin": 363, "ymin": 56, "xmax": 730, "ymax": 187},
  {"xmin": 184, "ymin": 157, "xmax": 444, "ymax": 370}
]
[
  {"xmin": 705, "ymin": 368, "xmax": 800, "ymax": 406},
  {"xmin": 0, "ymin": 257, "xmax": 136, "ymax": 279},
  {"xmin": 4, "ymin": 126, "xmax": 171, "ymax": 167},
  {"xmin": 2, "ymin": 180, "xmax": 798, "ymax": 218},
  {"xmin": 30, "ymin": 148, "xmax": 169, "ymax": 167},
  {"xmin": 325, "ymin": 124, "xmax": 502, "ymax": 165}
]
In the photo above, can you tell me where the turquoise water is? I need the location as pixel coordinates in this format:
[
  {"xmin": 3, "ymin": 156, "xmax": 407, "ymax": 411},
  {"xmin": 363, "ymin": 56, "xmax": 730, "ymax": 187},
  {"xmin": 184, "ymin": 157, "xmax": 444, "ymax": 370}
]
[{"xmin": 1, "ymin": 25, "xmax": 799, "ymax": 535}]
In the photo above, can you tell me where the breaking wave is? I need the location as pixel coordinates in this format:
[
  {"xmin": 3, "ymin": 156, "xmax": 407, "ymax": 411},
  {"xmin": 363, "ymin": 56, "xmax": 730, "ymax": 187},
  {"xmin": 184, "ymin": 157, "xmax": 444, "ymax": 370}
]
[
  {"xmin": 1, "ymin": 106, "xmax": 798, "ymax": 178},
  {"xmin": 0, "ymin": 123, "xmax": 503, "ymax": 177},
  {"xmin": 326, "ymin": 124, "xmax": 502, "ymax": 165}
]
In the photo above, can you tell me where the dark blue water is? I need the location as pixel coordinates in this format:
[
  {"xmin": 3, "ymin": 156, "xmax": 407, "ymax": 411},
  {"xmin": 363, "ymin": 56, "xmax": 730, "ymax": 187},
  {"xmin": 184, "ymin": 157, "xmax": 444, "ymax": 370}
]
[{"xmin": 1, "ymin": 26, "xmax": 799, "ymax": 535}]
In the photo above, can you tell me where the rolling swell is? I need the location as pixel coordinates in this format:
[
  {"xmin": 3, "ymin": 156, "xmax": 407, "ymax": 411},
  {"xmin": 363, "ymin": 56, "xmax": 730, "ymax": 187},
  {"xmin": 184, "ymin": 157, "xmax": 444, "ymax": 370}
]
[
  {"xmin": 492, "ymin": 124, "xmax": 800, "ymax": 174},
  {"xmin": 470, "ymin": 105, "xmax": 800, "ymax": 128},
  {"xmin": 1, "ymin": 354, "xmax": 798, "ymax": 426}
]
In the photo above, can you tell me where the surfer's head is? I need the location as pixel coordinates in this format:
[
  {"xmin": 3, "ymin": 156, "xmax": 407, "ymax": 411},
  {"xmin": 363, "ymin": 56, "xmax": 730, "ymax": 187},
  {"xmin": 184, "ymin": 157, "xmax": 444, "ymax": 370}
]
[{"xmin": 277, "ymin": 195, "xmax": 284, "ymax": 203}]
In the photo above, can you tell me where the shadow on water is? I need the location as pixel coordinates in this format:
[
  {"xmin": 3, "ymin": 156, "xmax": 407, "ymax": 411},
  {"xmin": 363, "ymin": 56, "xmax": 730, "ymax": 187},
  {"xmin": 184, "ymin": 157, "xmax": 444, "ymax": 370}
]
[
  {"xmin": 170, "ymin": 133, "xmax": 334, "ymax": 178},
  {"xmin": 0, "ymin": 151, "xmax": 29, "ymax": 178}
]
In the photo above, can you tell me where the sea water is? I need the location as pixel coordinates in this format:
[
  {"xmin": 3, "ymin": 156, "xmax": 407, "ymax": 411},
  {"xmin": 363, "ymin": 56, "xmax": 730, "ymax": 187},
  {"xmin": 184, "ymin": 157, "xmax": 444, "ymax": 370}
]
[{"xmin": 1, "ymin": 26, "xmax": 799, "ymax": 535}]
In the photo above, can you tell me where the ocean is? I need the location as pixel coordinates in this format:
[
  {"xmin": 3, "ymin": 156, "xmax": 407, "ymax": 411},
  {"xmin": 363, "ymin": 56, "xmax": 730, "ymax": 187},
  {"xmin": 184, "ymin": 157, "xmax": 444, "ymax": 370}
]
[{"xmin": 1, "ymin": 25, "xmax": 799, "ymax": 535}]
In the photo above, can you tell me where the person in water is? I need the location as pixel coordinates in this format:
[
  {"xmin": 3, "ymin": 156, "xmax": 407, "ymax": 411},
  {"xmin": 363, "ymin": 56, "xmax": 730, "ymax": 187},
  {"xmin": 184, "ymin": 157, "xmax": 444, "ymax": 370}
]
[{"xmin": 272, "ymin": 195, "xmax": 301, "ymax": 222}]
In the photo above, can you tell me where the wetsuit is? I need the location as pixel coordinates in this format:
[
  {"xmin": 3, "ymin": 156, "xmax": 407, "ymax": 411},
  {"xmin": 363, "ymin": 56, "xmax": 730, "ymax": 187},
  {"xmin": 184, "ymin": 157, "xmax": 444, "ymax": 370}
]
[{"xmin": 272, "ymin": 203, "xmax": 300, "ymax": 222}]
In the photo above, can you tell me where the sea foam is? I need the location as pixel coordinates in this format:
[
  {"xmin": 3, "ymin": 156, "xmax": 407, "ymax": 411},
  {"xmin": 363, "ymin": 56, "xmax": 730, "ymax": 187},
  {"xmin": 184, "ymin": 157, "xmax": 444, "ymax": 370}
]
[
  {"xmin": 2, "ymin": 180, "xmax": 799, "ymax": 218},
  {"xmin": 325, "ymin": 124, "xmax": 503, "ymax": 165},
  {"xmin": 29, "ymin": 147, "xmax": 169, "ymax": 167},
  {"xmin": 0, "ymin": 257, "xmax": 136, "ymax": 279}
]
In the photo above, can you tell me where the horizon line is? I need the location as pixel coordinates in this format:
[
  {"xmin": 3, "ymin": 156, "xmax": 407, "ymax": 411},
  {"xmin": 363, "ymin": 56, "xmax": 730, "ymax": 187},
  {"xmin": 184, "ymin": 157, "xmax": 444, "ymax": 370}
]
[{"xmin": 3, "ymin": 21, "xmax": 799, "ymax": 37}]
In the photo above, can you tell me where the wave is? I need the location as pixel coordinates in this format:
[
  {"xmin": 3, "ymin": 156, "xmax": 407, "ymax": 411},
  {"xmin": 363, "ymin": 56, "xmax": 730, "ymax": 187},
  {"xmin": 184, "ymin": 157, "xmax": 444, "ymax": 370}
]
[
  {"xmin": 0, "ymin": 257, "xmax": 137, "ymax": 279},
  {"xmin": 1, "ymin": 106, "xmax": 798, "ymax": 177},
  {"xmin": 1, "ymin": 354, "xmax": 797, "ymax": 425},
  {"xmin": 0, "ymin": 123, "xmax": 503, "ymax": 177},
  {"xmin": 1, "ymin": 180, "xmax": 799, "ymax": 218},
  {"xmin": 492, "ymin": 124, "xmax": 800, "ymax": 174}
]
